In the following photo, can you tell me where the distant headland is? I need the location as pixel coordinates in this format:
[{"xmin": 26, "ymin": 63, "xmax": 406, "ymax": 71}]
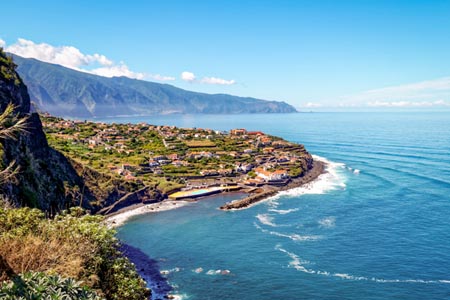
[{"xmin": 12, "ymin": 54, "xmax": 297, "ymax": 118}]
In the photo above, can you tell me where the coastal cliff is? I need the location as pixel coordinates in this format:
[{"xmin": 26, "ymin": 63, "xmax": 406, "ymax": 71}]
[
  {"xmin": 0, "ymin": 49, "xmax": 151, "ymax": 299},
  {"xmin": 0, "ymin": 49, "xmax": 94, "ymax": 212}
]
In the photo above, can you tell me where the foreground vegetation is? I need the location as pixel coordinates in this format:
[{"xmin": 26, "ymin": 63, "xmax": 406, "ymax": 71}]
[
  {"xmin": 0, "ymin": 207, "xmax": 149, "ymax": 299},
  {"xmin": 0, "ymin": 49, "xmax": 150, "ymax": 299}
]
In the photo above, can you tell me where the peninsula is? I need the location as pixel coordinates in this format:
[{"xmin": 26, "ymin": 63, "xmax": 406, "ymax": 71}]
[{"xmin": 41, "ymin": 116, "xmax": 324, "ymax": 213}]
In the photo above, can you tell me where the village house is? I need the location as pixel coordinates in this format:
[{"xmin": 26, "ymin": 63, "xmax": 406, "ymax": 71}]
[
  {"xmin": 254, "ymin": 167, "xmax": 289, "ymax": 182},
  {"xmin": 148, "ymin": 160, "xmax": 159, "ymax": 167},
  {"xmin": 248, "ymin": 131, "xmax": 264, "ymax": 136},
  {"xmin": 167, "ymin": 153, "xmax": 179, "ymax": 161},
  {"xmin": 217, "ymin": 169, "xmax": 233, "ymax": 176},
  {"xmin": 277, "ymin": 156, "xmax": 290, "ymax": 163},
  {"xmin": 263, "ymin": 147, "xmax": 275, "ymax": 154},
  {"xmin": 187, "ymin": 151, "xmax": 213, "ymax": 159},
  {"xmin": 272, "ymin": 140, "xmax": 292, "ymax": 148},
  {"xmin": 171, "ymin": 160, "xmax": 184, "ymax": 167},
  {"xmin": 230, "ymin": 128, "xmax": 247, "ymax": 136},
  {"xmin": 200, "ymin": 170, "xmax": 219, "ymax": 176},
  {"xmin": 259, "ymin": 136, "xmax": 272, "ymax": 146},
  {"xmin": 235, "ymin": 163, "xmax": 254, "ymax": 173}
]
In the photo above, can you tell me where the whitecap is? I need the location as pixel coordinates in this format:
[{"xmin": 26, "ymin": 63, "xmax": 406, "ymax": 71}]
[
  {"xmin": 167, "ymin": 293, "xmax": 190, "ymax": 300},
  {"xmin": 273, "ymin": 232, "xmax": 321, "ymax": 242},
  {"xmin": 275, "ymin": 246, "xmax": 450, "ymax": 284},
  {"xmin": 353, "ymin": 169, "xmax": 360, "ymax": 175},
  {"xmin": 205, "ymin": 269, "xmax": 231, "ymax": 276},
  {"xmin": 256, "ymin": 213, "xmax": 277, "ymax": 227},
  {"xmin": 318, "ymin": 216, "xmax": 336, "ymax": 228},
  {"xmin": 268, "ymin": 208, "xmax": 299, "ymax": 215},
  {"xmin": 254, "ymin": 222, "xmax": 321, "ymax": 242},
  {"xmin": 160, "ymin": 267, "xmax": 181, "ymax": 275}
]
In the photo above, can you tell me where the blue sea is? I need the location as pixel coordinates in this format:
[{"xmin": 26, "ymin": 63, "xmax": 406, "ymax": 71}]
[{"xmin": 110, "ymin": 112, "xmax": 450, "ymax": 300}]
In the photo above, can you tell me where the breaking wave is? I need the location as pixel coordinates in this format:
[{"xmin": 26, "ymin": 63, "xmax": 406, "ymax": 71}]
[
  {"xmin": 256, "ymin": 213, "xmax": 278, "ymax": 227},
  {"xmin": 275, "ymin": 245, "xmax": 450, "ymax": 284},
  {"xmin": 206, "ymin": 269, "xmax": 231, "ymax": 276},
  {"xmin": 267, "ymin": 155, "xmax": 347, "ymax": 201},
  {"xmin": 254, "ymin": 222, "xmax": 321, "ymax": 242},
  {"xmin": 268, "ymin": 208, "xmax": 300, "ymax": 215}
]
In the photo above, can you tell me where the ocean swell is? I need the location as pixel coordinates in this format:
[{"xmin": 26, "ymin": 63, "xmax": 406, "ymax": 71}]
[{"xmin": 275, "ymin": 245, "xmax": 450, "ymax": 285}]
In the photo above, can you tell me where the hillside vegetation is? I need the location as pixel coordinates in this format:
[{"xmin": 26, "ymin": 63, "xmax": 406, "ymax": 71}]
[
  {"xmin": 12, "ymin": 54, "xmax": 297, "ymax": 118},
  {"xmin": 0, "ymin": 207, "xmax": 149, "ymax": 299},
  {"xmin": 0, "ymin": 48, "xmax": 150, "ymax": 299}
]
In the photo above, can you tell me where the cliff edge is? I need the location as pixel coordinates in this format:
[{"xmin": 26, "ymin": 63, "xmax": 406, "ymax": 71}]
[{"xmin": 0, "ymin": 48, "xmax": 93, "ymax": 213}]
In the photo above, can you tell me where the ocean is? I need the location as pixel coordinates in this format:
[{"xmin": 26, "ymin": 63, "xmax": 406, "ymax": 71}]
[{"xmin": 109, "ymin": 112, "xmax": 450, "ymax": 300}]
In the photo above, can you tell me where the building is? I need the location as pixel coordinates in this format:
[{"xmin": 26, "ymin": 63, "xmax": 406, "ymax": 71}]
[
  {"xmin": 254, "ymin": 167, "xmax": 289, "ymax": 181},
  {"xmin": 230, "ymin": 128, "xmax": 247, "ymax": 136}
]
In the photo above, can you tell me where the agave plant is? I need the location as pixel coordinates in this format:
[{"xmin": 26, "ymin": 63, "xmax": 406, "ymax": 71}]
[{"xmin": 0, "ymin": 271, "xmax": 104, "ymax": 300}]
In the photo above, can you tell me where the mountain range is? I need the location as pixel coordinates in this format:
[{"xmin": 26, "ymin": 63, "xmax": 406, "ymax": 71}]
[{"xmin": 11, "ymin": 54, "xmax": 297, "ymax": 118}]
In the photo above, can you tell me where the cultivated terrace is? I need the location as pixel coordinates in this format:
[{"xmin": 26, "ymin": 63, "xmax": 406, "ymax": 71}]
[{"xmin": 41, "ymin": 115, "xmax": 311, "ymax": 195}]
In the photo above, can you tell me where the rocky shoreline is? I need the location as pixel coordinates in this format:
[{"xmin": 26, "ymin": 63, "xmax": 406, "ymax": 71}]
[
  {"xmin": 120, "ymin": 244, "xmax": 173, "ymax": 300},
  {"xmin": 220, "ymin": 160, "xmax": 325, "ymax": 210}
]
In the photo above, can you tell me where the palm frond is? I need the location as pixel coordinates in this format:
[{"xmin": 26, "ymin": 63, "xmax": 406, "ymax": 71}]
[{"xmin": 0, "ymin": 103, "xmax": 29, "ymax": 140}]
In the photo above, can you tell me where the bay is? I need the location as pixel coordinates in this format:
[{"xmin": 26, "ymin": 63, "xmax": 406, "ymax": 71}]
[{"xmin": 109, "ymin": 112, "xmax": 450, "ymax": 300}]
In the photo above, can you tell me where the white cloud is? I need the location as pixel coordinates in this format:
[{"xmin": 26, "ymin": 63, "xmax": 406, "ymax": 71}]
[
  {"xmin": 0, "ymin": 39, "xmax": 5, "ymax": 48},
  {"xmin": 341, "ymin": 77, "xmax": 450, "ymax": 107},
  {"xmin": 181, "ymin": 71, "xmax": 235, "ymax": 85},
  {"xmin": 149, "ymin": 74, "xmax": 175, "ymax": 81},
  {"xmin": 90, "ymin": 63, "xmax": 146, "ymax": 80},
  {"xmin": 3, "ymin": 38, "xmax": 174, "ymax": 81},
  {"xmin": 367, "ymin": 100, "xmax": 450, "ymax": 108},
  {"xmin": 302, "ymin": 102, "xmax": 323, "ymax": 108},
  {"xmin": 6, "ymin": 38, "xmax": 112, "ymax": 70},
  {"xmin": 200, "ymin": 77, "xmax": 235, "ymax": 85},
  {"xmin": 181, "ymin": 71, "xmax": 196, "ymax": 82}
]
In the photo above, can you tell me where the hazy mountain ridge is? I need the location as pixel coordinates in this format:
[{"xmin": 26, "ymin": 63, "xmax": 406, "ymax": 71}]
[{"xmin": 12, "ymin": 54, "xmax": 297, "ymax": 118}]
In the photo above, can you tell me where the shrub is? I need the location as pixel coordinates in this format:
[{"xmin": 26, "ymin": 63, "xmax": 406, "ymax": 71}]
[
  {"xmin": 0, "ymin": 207, "xmax": 150, "ymax": 300},
  {"xmin": 0, "ymin": 271, "xmax": 103, "ymax": 300}
]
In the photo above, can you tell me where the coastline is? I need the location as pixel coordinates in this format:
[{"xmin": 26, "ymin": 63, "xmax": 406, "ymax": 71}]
[
  {"xmin": 105, "ymin": 157, "xmax": 327, "ymax": 228},
  {"xmin": 220, "ymin": 159, "xmax": 326, "ymax": 210},
  {"xmin": 105, "ymin": 200, "xmax": 191, "ymax": 228},
  {"xmin": 107, "ymin": 156, "xmax": 328, "ymax": 300}
]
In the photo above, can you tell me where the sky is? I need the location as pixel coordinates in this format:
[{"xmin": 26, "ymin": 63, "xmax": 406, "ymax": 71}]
[{"xmin": 1, "ymin": 0, "xmax": 450, "ymax": 110}]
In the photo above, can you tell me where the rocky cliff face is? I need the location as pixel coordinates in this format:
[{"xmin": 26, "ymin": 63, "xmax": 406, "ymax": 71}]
[{"xmin": 0, "ymin": 49, "xmax": 94, "ymax": 213}]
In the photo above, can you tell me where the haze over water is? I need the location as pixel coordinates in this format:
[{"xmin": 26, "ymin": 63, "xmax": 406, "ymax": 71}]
[{"xmin": 115, "ymin": 112, "xmax": 450, "ymax": 300}]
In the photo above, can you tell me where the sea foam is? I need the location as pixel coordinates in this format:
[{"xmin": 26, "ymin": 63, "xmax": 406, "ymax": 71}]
[
  {"xmin": 254, "ymin": 222, "xmax": 321, "ymax": 242},
  {"xmin": 256, "ymin": 213, "xmax": 278, "ymax": 227},
  {"xmin": 275, "ymin": 245, "xmax": 450, "ymax": 285},
  {"xmin": 318, "ymin": 216, "xmax": 336, "ymax": 228},
  {"xmin": 267, "ymin": 155, "xmax": 347, "ymax": 201},
  {"xmin": 268, "ymin": 208, "xmax": 300, "ymax": 215}
]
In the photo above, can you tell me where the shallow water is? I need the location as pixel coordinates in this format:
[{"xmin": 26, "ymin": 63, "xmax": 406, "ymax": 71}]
[{"xmin": 115, "ymin": 112, "xmax": 450, "ymax": 300}]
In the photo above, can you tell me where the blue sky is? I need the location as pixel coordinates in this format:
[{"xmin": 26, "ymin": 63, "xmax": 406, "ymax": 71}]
[{"xmin": 1, "ymin": 0, "xmax": 450, "ymax": 110}]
